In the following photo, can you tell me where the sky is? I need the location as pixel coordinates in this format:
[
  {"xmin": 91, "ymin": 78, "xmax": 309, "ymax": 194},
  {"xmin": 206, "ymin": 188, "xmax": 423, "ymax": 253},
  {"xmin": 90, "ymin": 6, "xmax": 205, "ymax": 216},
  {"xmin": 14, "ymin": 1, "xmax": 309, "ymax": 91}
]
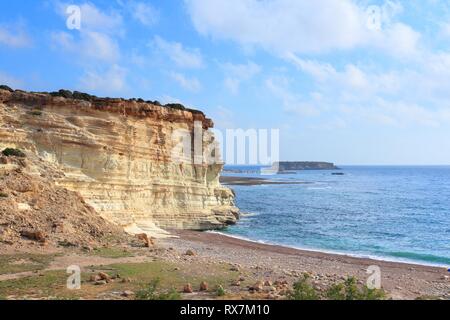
[{"xmin": 1, "ymin": 0, "xmax": 450, "ymax": 165}]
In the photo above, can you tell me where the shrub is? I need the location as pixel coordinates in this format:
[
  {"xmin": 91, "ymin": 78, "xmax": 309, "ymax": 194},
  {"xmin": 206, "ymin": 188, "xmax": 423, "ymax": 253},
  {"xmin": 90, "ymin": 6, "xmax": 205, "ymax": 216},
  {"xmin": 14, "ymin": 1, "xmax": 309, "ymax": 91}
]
[
  {"xmin": 216, "ymin": 285, "xmax": 226, "ymax": 297},
  {"xmin": 2, "ymin": 148, "xmax": 26, "ymax": 158},
  {"xmin": 0, "ymin": 192, "xmax": 8, "ymax": 198},
  {"xmin": 149, "ymin": 100, "xmax": 162, "ymax": 106},
  {"xmin": 164, "ymin": 103, "xmax": 186, "ymax": 111},
  {"xmin": 326, "ymin": 277, "xmax": 385, "ymax": 300},
  {"xmin": 288, "ymin": 274, "xmax": 319, "ymax": 300},
  {"xmin": 135, "ymin": 279, "xmax": 181, "ymax": 300},
  {"xmin": 73, "ymin": 91, "xmax": 96, "ymax": 101},
  {"xmin": 0, "ymin": 85, "xmax": 13, "ymax": 92}
]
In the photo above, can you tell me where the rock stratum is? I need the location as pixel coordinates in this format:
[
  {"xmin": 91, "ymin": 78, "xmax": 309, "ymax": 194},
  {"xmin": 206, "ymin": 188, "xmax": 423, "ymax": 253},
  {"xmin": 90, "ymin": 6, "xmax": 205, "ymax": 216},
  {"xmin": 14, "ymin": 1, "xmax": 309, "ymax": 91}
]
[{"xmin": 0, "ymin": 87, "xmax": 239, "ymax": 237}]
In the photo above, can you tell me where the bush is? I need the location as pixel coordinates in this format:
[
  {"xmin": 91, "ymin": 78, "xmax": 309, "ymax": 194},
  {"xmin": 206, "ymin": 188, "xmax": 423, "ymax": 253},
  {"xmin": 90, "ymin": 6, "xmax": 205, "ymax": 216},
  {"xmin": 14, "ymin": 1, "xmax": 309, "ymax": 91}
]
[
  {"xmin": 164, "ymin": 103, "xmax": 186, "ymax": 111},
  {"xmin": 2, "ymin": 148, "xmax": 26, "ymax": 158},
  {"xmin": 0, "ymin": 192, "xmax": 8, "ymax": 198},
  {"xmin": 73, "ymin": 91, "xmax": 97, "ymax": 101},
  {"xmin": 216, "ymin": 285, "xmax": 226, "ymax": 297},
  {"xmin": 288, "ymin": 274, "xmax": 319, "ymax": 300},
  {"xmin": 326, "ymin": 277, "xmax": 385, "ymax": 300},
  {"xmin": 149, "ymin": 100, "xmax": 162, "ymax": 106},
  {"xmin": 135, "ymin": 279, "xmax": 181, "ymax": 300},
  {"xmin": 0, "ymin": 85, "xmax": 13, "ymax": 92},
  {"xmin": 288, "ymin": 275, "xmax": 386, "ymax": 301}
]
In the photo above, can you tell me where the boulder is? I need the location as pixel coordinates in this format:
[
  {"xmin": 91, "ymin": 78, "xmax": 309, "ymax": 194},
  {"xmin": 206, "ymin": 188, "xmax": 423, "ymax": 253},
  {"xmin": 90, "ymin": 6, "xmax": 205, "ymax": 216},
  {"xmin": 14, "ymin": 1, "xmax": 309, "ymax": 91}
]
[
  {"xmin": 199, "ymin": 281, "xmax": 209, "ymax": 291},
  {"xmin": 98, "ymin": 272, "xmax": 111, "ymax": 283},
  {"xmin": 21, "ymin": 230, "xmax": 46, "ymax": 243},
  {"xmin": 183, "ymin": 283, "xmax": 193, "ymax": 293},
  {"xmin": 136, "ymin": 233, "xmax": 154, "ymax": 247},
  {"xmin": 249, "ymin": 281, "xmax": 264, "ymax": 292},
  {"xmin": 121, "ymin": 290, "xmax": 135, "ymax": 297}
]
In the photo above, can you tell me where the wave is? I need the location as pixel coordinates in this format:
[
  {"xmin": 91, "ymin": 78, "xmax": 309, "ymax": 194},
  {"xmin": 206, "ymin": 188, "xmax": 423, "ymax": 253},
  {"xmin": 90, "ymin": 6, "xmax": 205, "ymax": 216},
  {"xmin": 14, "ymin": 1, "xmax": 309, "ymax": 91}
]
[
  {"xmin": 239, "ymin": 212, "xmax": 260, "ymax": 217},
  {"xmin": 206, "ymin": 231, "xmax": 450, "ymax": 268},
  {"xmin": 386, "ymin": 251, "xmax": 450, "ymax": 266}
]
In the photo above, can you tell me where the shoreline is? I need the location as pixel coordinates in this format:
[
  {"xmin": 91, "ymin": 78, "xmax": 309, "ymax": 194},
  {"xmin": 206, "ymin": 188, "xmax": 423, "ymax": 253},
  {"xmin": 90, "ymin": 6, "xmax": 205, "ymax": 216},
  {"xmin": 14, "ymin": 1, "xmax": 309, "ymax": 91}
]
[
  {"xmin": 219, "ymin": 176, "xmax": 308, "ymax": 186},
  {"xmin": 172, "ymin": 230, "xmax": 447, "ymax": 272},
  {"xmin": 165, "ymin": 230, "xmax": 450, "ymax": 299},
  {"xmin": 206, "ymin": 231, "xmax": 449, "ymax": 269}
]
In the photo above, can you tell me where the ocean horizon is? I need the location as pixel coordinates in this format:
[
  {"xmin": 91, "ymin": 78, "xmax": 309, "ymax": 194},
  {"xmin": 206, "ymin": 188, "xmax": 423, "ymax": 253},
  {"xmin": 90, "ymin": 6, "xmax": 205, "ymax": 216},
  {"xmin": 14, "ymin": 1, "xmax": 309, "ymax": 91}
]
[{"xmin": 223, "ymin": 165, "xmax": 450, "ymax": 267}]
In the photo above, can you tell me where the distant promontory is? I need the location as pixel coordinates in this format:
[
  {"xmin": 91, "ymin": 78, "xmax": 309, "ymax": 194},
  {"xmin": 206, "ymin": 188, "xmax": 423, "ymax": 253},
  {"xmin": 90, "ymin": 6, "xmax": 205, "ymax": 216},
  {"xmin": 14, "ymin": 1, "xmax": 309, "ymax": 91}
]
[{"xmin": 273, "ymin": 161, "xmax": 339, "ymax": 172}]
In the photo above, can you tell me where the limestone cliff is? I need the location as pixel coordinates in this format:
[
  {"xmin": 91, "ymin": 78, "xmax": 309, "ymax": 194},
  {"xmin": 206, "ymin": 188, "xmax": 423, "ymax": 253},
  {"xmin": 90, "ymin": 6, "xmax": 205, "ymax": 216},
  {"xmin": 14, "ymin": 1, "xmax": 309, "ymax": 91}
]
[{"xmin": 0, "ymin": 87, "xmax": 239, "ymax": 234}]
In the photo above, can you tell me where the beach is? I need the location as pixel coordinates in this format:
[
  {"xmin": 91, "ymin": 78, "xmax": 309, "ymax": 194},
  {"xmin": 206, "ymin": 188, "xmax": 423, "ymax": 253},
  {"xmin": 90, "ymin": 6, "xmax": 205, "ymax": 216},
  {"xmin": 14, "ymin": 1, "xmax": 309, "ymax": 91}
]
[
  {"xmin": 163, "ymin": 230, "xmax": 450, "ymax": 300},
  {"xmin": 0, "ymin": 227, "xmax": 448, "ymax": 300}
]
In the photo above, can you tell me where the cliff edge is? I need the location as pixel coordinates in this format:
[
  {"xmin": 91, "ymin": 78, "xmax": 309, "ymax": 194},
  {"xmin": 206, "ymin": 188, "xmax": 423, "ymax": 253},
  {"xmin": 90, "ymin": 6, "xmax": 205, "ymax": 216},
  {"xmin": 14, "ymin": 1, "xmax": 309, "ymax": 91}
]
[{"xmin": 0, "ymin": 87, "xmax": 239, "ymax": 236}]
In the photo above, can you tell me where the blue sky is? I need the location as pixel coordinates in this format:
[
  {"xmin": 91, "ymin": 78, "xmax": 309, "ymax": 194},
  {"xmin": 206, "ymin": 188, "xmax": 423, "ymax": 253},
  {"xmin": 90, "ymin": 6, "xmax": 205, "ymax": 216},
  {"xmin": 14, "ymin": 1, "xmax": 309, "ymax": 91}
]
[{"xmin": 1, "ymin": 0, "xmax": 450, "ymax": 165}]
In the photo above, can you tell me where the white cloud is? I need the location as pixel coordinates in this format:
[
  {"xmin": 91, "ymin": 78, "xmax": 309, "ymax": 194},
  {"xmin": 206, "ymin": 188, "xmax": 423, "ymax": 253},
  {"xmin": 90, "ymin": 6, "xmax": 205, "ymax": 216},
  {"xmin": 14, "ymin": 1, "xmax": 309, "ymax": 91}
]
[
  {"xmin": 52, "ymin": 30, "xmax": 120, "ymax": 63},
  {"xmin": 130, "ymin": 2, "xmax": 159, "ymax": 26},
  {"xmin": 210, "ymin": 105, "xmax": 236, "ymax": 128},
  {"xmin": 282, "ymin": 50, "xmax": 450, "ymax": 128},
  {"xmin": 56, "ymin": 2, "xmax": 124, "ymax": 34},
  {"xmin": 79, "ymin": 64, "xmax": 128, "ymax": 94},
  {"xmin": 372, "ymin": 23, "xmax": 421, "ymax": 58},
  {"xmin": 185, "ymin": 0, "xmax": 366, "ymax": 54},
  {"xmin": 185, "ymin": 0, "xmax": 420, "ymax": 57},
  {"xmin": 286, "ymin": 54, "xmax": 371, "ymax": 92},
  {"xmin": 284, "ymin": 53, "xmax": 336, "ymax": 82},
  {"xmin": 158, "ymin": 95, "xmax": 183, "ymax": 105},
  {"xmin": 221, "ymin": 61, "xmax": 261, "ymax": 94},
  {"xmin": 52, "ymin": 3, "xmax": 123, "ymax": 64},
  {"xmin": 169, "ymin": 72, "xmax": 202, "ymax": 92},
  {"xmin": 0, "ymin": 25, "xmax": 31, "ymax": 48},
  {"xmin": 153, "ymin": 36, "xmax": 204, "ymax": 68},
  {"xmin": 265, "ymin": 76, "xmax": 319, "ymax": 116},
  {"xmin": 0, "ymin": 72, "xmax": 23, "ymax": 88}
]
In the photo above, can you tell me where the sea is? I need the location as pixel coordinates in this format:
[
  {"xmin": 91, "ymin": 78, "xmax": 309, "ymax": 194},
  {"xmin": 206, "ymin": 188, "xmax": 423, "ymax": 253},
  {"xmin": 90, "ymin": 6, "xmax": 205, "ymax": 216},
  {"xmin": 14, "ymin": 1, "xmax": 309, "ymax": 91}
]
[{"xmin": 220, "ymin": 165, "xmax": 450, "ymax": 267}]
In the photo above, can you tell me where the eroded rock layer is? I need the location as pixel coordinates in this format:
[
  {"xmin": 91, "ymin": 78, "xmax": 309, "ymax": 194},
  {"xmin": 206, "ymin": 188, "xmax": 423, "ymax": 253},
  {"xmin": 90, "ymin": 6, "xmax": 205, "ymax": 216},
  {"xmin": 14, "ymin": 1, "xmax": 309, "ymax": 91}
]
[{"xmin": 0, "ymin": 89, "xmax": 239, "ymax": 233}]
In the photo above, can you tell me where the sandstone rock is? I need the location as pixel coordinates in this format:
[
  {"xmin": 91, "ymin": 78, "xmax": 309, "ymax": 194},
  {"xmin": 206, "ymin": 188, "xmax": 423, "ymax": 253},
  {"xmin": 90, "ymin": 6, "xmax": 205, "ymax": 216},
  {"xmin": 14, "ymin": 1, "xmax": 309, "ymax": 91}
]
[
  {"xmin": 20, "ymin": 230, "xmax": 46, "ymax": 243},
  {"xmin": 183, "ymin": 283, "xmax": 193, "ymax": 293},
  {"xmin": 231, "ymin": 280, "xmax": 241, "ymax": 287},
  {"xmin": 199, "ymin": 281, "xmax": 209, "ymax": 291},
  {"xmin": 98, "ymin": 272, "xmax": 111, "ymax": 282},
  {"xmin": 0, "ymin": 88, "xmax": 239, "ymax": 232},
  {"xmin": 136, "ymin": 233, "xmax": 154, "ymax": 247},
  {"xmin": 90, "ymin": 274, "xmax": 101, "ymax": 282},
  {"xmin": 121, "ymin": 290, "xmax": 135, "ymax": 297},
  {"xmin": 264, "ymin": 280, "xmax": 273, "ymax": 287},
  {"xmin": 185, "ymin": 249, "xmax": 196, "ymax": 256},
  {"xmin": 94, "ymin": 280, "xmax": 107, "ymax": 286},
  {"xmin": 249, "ymin": 281, "xmax": 264, "ymax": 292}
]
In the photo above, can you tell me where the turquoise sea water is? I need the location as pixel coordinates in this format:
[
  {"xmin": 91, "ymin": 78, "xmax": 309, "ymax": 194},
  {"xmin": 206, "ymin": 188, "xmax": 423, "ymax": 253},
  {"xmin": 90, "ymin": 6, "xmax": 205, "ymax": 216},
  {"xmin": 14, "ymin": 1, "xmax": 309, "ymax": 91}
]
[{"xmin": 222, "ymin": 166, "xmax": 450, "ymax": 267}]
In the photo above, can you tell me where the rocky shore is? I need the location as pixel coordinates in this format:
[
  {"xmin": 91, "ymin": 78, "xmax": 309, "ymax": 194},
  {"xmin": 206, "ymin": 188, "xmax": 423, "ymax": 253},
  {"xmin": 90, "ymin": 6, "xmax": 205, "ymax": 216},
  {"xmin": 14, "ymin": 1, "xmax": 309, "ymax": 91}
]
[{"xmin": 0, "ymin": 229, "xmax": 448, "ymax": 300}]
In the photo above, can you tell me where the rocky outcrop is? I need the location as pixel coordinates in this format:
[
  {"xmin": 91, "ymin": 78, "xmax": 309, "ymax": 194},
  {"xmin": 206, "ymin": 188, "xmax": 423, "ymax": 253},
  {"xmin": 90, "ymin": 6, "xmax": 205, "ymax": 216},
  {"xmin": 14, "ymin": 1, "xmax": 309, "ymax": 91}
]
[{"xmin": 0, "ymin": 88, "xmax": 239, "ymax": 234}]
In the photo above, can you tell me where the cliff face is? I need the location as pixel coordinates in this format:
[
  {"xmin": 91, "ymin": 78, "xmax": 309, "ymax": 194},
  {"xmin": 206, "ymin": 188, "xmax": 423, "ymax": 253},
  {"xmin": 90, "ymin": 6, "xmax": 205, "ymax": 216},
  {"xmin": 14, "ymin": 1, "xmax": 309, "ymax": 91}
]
[{"xmin": 0, "ymin": 88, "xmax": 239, "ymax": 234}]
